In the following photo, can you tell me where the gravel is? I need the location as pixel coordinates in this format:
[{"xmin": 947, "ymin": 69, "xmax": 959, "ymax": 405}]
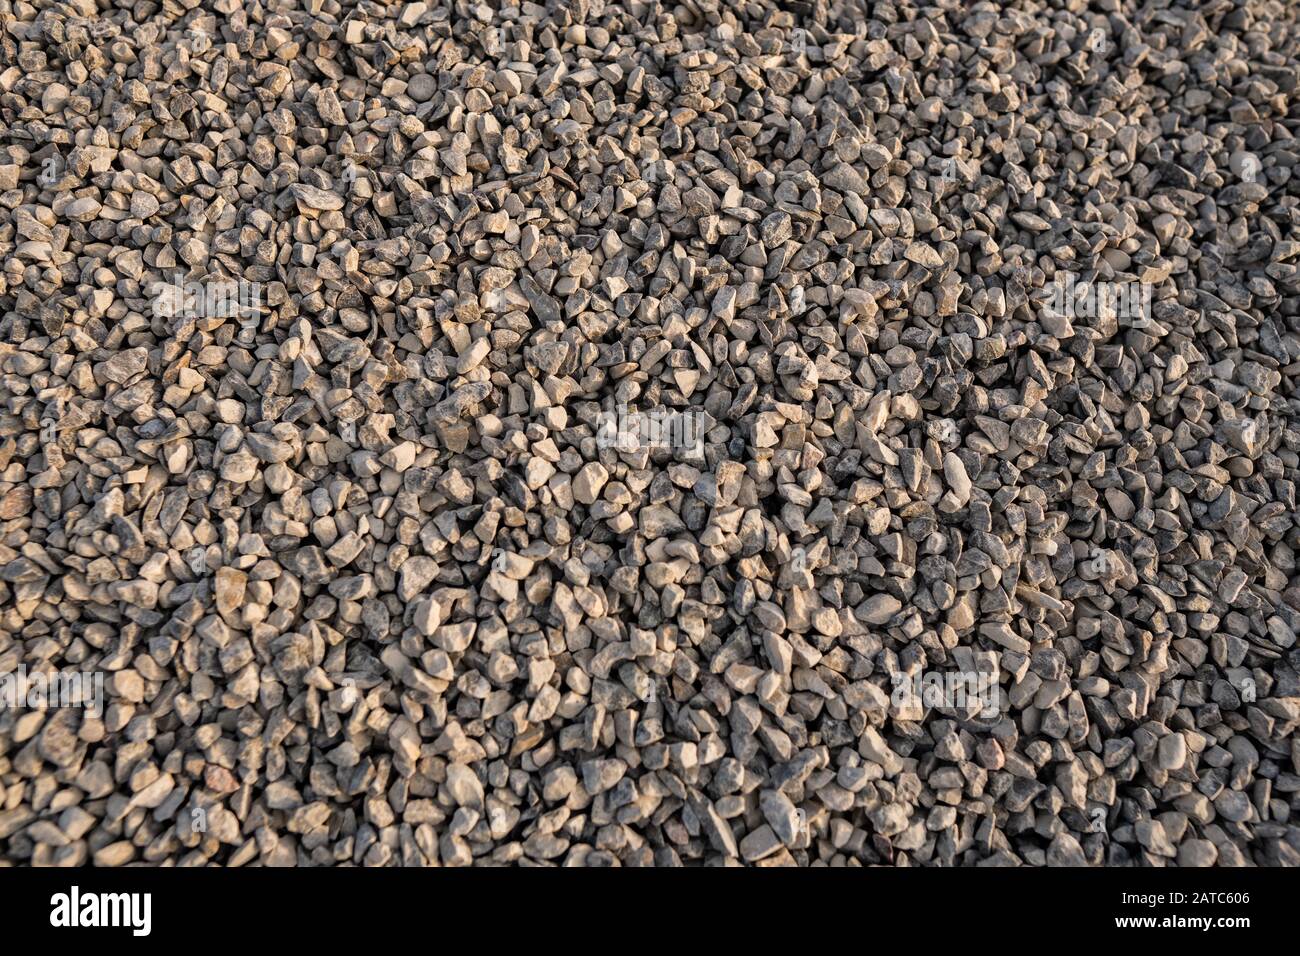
[{"xmin": 0, "ymin": 0, "xmax": 1298, "ymax": 868}]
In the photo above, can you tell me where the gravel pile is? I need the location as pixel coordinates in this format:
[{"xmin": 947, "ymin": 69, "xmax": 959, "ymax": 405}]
[{"xmin": 1, "ymin": 0, "xmax": 1298, "ymax": 868}]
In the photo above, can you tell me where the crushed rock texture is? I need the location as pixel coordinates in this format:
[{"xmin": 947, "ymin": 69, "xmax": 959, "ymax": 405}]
[{"xmin": 1, "ymin": 0, "xmax": 1299, "ymax": 867}]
